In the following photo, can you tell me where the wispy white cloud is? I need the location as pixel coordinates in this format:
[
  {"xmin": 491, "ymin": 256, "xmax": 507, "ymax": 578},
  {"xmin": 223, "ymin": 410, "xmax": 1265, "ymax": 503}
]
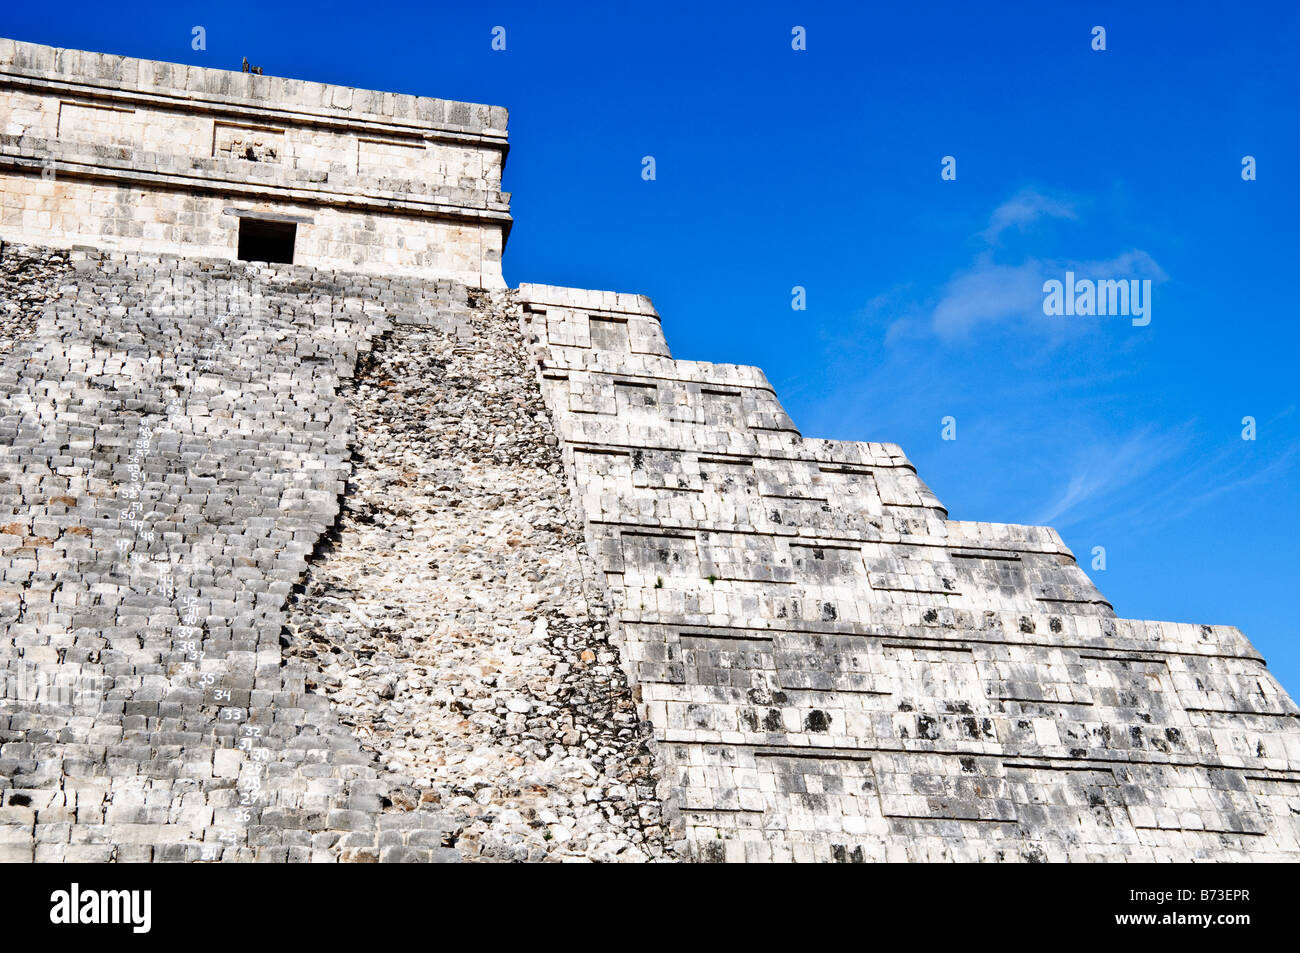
[
  {"xmin": 927, "ymin": 255, "xmax": 1045, "ymax": 340},
  {"xmin": 1071, "ymin": 248, "xmax": 1168, "ymax": 284},
  {"xmin": 916, "ymin": 248, "xmax": 1167, "ymax": 342},
  {"xmin": 1033, "ymin": 420, "xmax": 1300, "ymax": 540},
  {"xmin": 1034, "ymin": 427, "xmax": 1189, "ymax": 527},
  {"xmin": 1182, "ymin": 446, "xmax": 1297, "ymax": 511},
  {"xmin": 881, "ymin": 188, "xmax": 1168, "ymax": 343},
  {"xmin": 981, "ymin": 188, "xmax": 1077, "ymax": 244}
]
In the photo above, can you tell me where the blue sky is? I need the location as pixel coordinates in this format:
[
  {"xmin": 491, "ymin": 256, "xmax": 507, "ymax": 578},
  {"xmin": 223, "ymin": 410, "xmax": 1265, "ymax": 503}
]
[{"xmin": 5, "ymin": 1, "xmax": 1298, "ymax": 693}]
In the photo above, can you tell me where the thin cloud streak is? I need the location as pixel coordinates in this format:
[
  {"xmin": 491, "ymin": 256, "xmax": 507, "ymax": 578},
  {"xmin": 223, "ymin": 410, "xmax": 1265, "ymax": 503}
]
[{"xmin": 1034, "ymin": 427, "xmax": 1189, "ymax": 528}]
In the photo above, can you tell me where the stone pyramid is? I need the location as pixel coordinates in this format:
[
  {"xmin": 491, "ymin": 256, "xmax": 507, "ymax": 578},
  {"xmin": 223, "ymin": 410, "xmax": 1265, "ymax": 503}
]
[{"xmin": 1, "ymin": 38, "xmax": 1297, "ymax": 862}]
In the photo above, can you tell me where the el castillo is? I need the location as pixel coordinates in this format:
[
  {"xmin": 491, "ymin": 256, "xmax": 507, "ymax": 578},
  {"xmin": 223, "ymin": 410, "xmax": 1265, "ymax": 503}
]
[{"xmin": 0, "ymin": 37, "xmax": 1297, "ymax": 863}]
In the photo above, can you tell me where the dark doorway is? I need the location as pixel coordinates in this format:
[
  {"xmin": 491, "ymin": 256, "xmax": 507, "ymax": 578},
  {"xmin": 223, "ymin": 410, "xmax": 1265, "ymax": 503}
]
[{"xmin": 237, "ymin": 218, "xmax": 296, "ymax": 263}]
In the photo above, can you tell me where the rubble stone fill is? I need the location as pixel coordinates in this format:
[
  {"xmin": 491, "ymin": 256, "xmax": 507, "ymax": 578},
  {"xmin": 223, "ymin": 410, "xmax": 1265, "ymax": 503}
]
[
  {"xmin": 283, "ymin": 289, "xmax": 673, "ymax": 861},
  {"xmin": 0, "ymin": 242, "xmax": 68, "ymax": 356}
]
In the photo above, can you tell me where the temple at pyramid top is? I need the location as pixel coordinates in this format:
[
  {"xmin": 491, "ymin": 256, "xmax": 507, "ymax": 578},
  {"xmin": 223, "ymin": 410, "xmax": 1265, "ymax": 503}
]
[{"xmin": 0, "ymin": 37, "xmax": 511, "ymax": 286}]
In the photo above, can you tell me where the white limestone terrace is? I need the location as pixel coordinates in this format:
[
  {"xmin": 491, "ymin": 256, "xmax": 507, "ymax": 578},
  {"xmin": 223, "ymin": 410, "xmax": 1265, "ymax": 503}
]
[{"xmin": 519, "ymin": 281, "xmax": 1300, "ymax": 862}]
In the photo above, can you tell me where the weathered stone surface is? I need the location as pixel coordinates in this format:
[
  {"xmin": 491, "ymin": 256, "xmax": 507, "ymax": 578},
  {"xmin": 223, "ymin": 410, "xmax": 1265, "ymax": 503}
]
[
  {"xmin": 0, "ymin": 240, "xmax": 671, "ymax": 862},
  {"xmin": 0, "ymin": 243, "xmax": 434, "ymax": 860},
  {"xmin": 282, "ymin": 288, "xmax": 672, "ymax": 861},
  {"xmin": 1, "ymin": 37, "xmax": 1298, "ymax": 864},
  {"xmin": 0, "ymin": 38, "xmax": 508, "ymax": 286},
  {"xmin": 0, "ymin": 243, "xmax": 67, "ymax": 357},
  {"xmin": 518, "ymin": 282, "xmax": 1300, "ymax": 862}
]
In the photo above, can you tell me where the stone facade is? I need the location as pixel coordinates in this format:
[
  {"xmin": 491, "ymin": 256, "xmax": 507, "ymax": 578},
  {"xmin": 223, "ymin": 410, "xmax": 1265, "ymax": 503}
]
[
  {"xmin": 1, "ymin": 40, "xmax": 1298, "ymax": 863},
  {"xmin": 0, "ymin": 243, "xmax": 672, "ymax": 861},
  {"xmin": 0, "ymin": 39, "xmax": 509, "ymax": 286},
  {"xmin": 0, "ymin": 244, "xmax": 454, "ymax": 860},
  {"xmin": 280, "ymin": 287, "xmax": 673, "ymax": 861},
  {"xmin": 518, "ymin": 283, "xmax": 1300, "ymax": 862}
]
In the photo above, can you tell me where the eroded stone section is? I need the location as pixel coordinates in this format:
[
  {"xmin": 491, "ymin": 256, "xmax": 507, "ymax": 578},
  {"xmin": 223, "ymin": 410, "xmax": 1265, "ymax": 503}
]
[
  {"xmin": 0, "ymin": 246, "xmax": 672, "ymax": 862},
  {"xmin": 284, "ymin": 290, "xmax": 675, "ymax": 861},
  {"xmin": 0, "ymin": 242, "xmax": 68, "ymax": 356},
  {"xmin": 520, "ymin": 281, "xmax": 1300, "ymax": 863}
]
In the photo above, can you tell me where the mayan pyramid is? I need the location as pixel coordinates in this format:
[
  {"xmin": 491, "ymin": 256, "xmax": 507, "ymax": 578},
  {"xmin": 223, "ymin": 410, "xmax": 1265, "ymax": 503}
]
[{"xmin": 1, "ymin": 38, "xmax": 1297, "ymax": 862}]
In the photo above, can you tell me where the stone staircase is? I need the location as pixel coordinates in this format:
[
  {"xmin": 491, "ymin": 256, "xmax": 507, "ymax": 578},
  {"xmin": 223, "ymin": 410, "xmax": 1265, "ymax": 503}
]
[{"xmin": 0, "ymin": 245, "xmax": 468, "ymax": 860}]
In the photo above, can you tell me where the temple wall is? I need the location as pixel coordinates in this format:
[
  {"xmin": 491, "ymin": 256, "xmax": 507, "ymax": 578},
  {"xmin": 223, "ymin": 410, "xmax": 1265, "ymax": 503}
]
[{"xmin": 0, "ymin": 39, "xmax": 510, "ymax": 286}]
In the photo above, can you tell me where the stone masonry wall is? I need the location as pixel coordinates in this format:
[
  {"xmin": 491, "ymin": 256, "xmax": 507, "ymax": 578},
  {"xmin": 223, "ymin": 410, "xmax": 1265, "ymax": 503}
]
[
  {"xmin": 0, "ymin": 38, "xmax": 511, "ymax": 285},
  {"xmin": 519, "ymin": 282, "xmax": 1300, "ymax": 863},
  {"xmin": 4, "ymin": 242, "xmax": 1298, "ymax": 863},
  {"xmin": 0, "ymin": 168, "xmax": 505, "ymax": 286},
  {"xmin": 0, "ymin": 244, "xmax": 665, "ymax": 861},
  {"xmin": 0, "ymin": 243, "xmax": 426, "ymax": 860},
  {"xmin": 282, "ymin": 289, "xmax": 673, "ymax": 861}
]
